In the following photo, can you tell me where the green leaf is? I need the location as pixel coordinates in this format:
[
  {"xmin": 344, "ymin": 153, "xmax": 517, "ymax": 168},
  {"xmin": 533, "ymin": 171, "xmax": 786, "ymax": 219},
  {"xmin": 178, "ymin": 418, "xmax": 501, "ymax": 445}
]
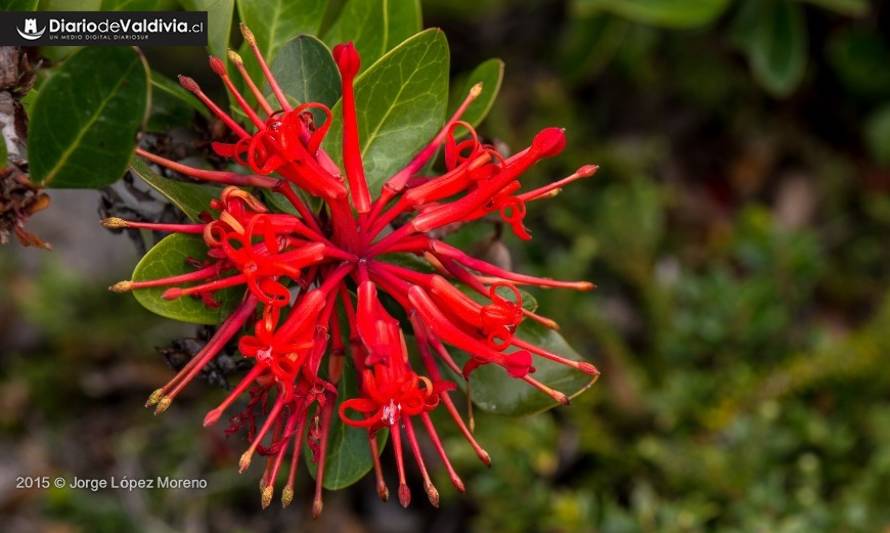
[
  {"xmin": 0, "ymin": 136, "xmax": 7, "ymax": 170},
  {"xmin": 742, "ymin": 0, "xmax": 808, "ymax": 97},
  {"xmin": 827, "ymin": 28, "xmax": 890, "ymax": 99},
  {"xmin": 22, "ymin": 88, "xmax": 38, "ymax": 115},
  {"xmin": 28, "ymin": 47, "xmax": 149, "ymax": 188},
  {"xmin": 182, "ymin": 0, "xmax": 235, "ymax": 59},
  {"xmin": 323, "ymin": 0, "xmax": 422, "ymax": 71},
  {"xmin": 129, "ymin": 158, "xmax": 221, "ymax": 222},
  {"xmin": 865, "ymin": 104, "xmax": 890, "ymax": 167},
  {"xmin": 450, "ymin": 321, "xmax": 597, "ymax": 416},
  {"xmin": 100, "ymin": 0, "xmax": 178, "ymax": 10},
  {"xmin": 323, "ymin": 28, "xmax": 449, "ymax": 196},
  {"xmin": 449, "ymin": 58, "xmax": 503, "ymax": 129},
  {"xmin": 146, "ymin": 71, "xmax": 208, "ymax": 132},
  {"xmin": 131, "ymin": 234, "xmax": 244, "ymax": 325},
  {"xmin": 261, "ymin": 189, "xmax": 299, "ymax": 216},
  {"xmin": 304, "ymin": 356, "xmax": 388, "ymax": 490},
  {"xmin": 576, "ymin": 0, "xmax": 730, "ymax": 28},
  {"xmin": 266, "ymin": 34, "xmax": 341, "ymax": 122},
  {"xmin": 795, "ymin": 0, "xmax": 867, "ymax": 16},
  {"xmin": 1, "ymin": 0, "xmax": 38, "ymax": 9},
  {"xmin": 235, "ymin": 0, "xmax": 326, "ymax": 106},
  {"xmin": 560, "ymin": 13, "xmax": 630, "ymax": 81}
]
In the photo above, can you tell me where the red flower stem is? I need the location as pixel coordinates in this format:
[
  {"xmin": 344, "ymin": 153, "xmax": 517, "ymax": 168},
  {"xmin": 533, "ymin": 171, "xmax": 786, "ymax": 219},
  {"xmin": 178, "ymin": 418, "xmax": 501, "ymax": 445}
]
[
  {"xmin": 436, "ymin": 257, "xmax": 561, "ymax": 329},
  {"xmin": 152, "ymin": 294, "xmax": 258, "ymax": 413},
  {"xmin": 319, "ymin": 262, "xmax": 354, "ymax": 295},
  {"xmin": 521, "ymin": 308, "xmax": 560, "ymax": 329},
  {"xmin": 517, "ymin": 164, "xmax": 598, "ymax": 202},
  {"xmin": 368, "ymin": 434, "xmax": 389, "ymax": 501},
  {"xmin": 404, "ymin": 416, "xmax": 439, "ymax": 507},
  {"xmin": 260, "ymin": 415, "xmax": 285, "ymax": 505},
  {"xmin": 227, "ymin": 50, "xmax": 274, "ymax": 115},
  {"xmin": 327, "ymin": 199, "xmax": 360, "ymax": 252},
  {"xmin": 282, "ymin": 410, "xmax": 308, "ymax": 508},
  {"xmin": 473, "ymin": 274, "xmax": 594, "ymax": 291},
  {"xmin": 136, "ymin": 148, "xmax": 279, "ymax": 188},
  {"xmin": 265, "ymin": 410, "xmax": 299, "ymax": 506},
  {"xmin": 110, "ymin": 263, "xmax": 224, "ymax": 294},
  {"xmin": 178, "ymin": 75, "xmax": 250, "ymax": 138},
  {"xmin": 329, "ymin": 310, "xmax": 345, "ymax": 380},
  {"xmin": 419, "ymin": 412, "xmax": 465, "ymax": 492},
  {"xmin": 374, "ymin": 83, "xmax": 483, "ymax": 211},
  {"xmin": 240, "ymin": 23, "xmax": 291, "ymax": 111},
  {"xmin": 373, "ymin": 235, "xmax": 431, "ymax": 254},
  {"xmin": 521, "ymin": 374, "xmax": 569, "ymax": 405},
  {"xmin": 367, "ymin": 195, "xmax": 410, "ymax": 237},
  {"xmin": 439, "ymin": 392, "xmax": 490, "ymax": 466},
  {"xmin": 101, "ymin": 217, "xmax": 204, "ymax": 234},
  {"xmin": 209, "ymin": 55, "xmax": 265, "ymax": 129},
  {"xmin": 162, "ymin": 274, "xmax": 247, "ymax": 300},
  {"xmin": 409, "ymin": 130, "xmax": 565, "ymax": 233},
  {"xmin": 511, "ymin": 337, "xmax": 600, "ymax": 376},
  {"xmin": 274, "ymin": 182, "xmax": 322, "ymax": 233},
  {"xmin": 255, "ymin": 214, "xmax": 329, "ymax": 246},
  {"xmin": 373, "ymin": 261, "xmax": 433, "ymax": 288},
  {"xmin": 311, "ymin": 394, "xmax": 336, "ymax": 518},
  {"xmin": 409, "ymin": 312, "xmax": 461, "ymax": 383},
  {"xmin": 430, "ymin": 241, "xmax": 594, "ymax": 290},
  {"xmin": 203, "ymin": 363, "xmax": 266, "ymax": 427},
  {"xmin": 338, "ymin": 286, "xmax": 367, "ymax": 372},
  {"xmin": 239, "ymin": 390, "xmax": 288, "ymax": 473},
  {"xmin": 368, "ymin": 151, "xmax": 490, "ymax": 239},
  {"xmin": 401, "ymin": 152, "xmax": 492, "ymax": 209},
  {"xmin": 408, "ymin": 286, "xmax": 509, "ymax": 368},
  {"xmin": 390, "ymin": 421, "xmax": 410, "ymax": 507},
  {"xmin": 274, "ymin": 143, "xmax": 346, "ymax": 200},
  {"xmin": 367, "ymin": 223, "xmax": 417, "ymax": 256},
  {"xmin": 273, "ymin": 269, "xmax": 346, "ymax": 341},
  {"xmin": 366, "ymin": 266, "xmax": 412, "ymax": 308},
  {"xmin": 333, "ymin": 43, "xmax": 372, "ymax": 214}
]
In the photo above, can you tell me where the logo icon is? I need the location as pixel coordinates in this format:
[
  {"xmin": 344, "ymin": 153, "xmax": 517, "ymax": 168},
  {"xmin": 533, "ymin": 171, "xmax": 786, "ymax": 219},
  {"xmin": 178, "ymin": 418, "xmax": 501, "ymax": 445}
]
[{"xmin": 16, "ymin": 18, "xmax": 46, "ymax": 41}]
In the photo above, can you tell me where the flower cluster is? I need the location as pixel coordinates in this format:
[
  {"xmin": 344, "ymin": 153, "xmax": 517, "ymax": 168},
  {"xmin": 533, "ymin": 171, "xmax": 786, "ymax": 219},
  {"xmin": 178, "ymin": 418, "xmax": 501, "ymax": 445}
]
[{"xmin": 106, "ymin": 24, "xmax": 598, "ymax": 515}]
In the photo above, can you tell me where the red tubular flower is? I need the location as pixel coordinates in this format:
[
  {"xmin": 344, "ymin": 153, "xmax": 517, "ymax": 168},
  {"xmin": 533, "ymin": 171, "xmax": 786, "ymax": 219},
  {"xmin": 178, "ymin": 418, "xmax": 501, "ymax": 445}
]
[{"xmin": 109, "ymin": 28, "xmax": 599, "ymax": 515}]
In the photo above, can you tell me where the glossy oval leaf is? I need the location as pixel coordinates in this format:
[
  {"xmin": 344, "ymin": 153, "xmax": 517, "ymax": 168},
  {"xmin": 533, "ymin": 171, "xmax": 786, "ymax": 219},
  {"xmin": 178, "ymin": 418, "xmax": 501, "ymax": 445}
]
[
  {"xmin": 266, "ymin": 34, "xmax": 341, "ymax": 120},
  {"xmin": 452, "ymin": 321, "xmax": 598, "ymax": 416},
  {"xmin": 132, "ymin": 233, "xmax": 244, "ymax": 324},
  {"xmin": 100, "ymin": 0, "xmax": 178, "ymax": 9},
  {"xmin": 323, "ymin": 28, "xmax": 449, "ymax": 196},
  {"xmin": 304, "ymin": 356, "xmax": 388, "ymax": 490},
  {"xmin": 450, "ymin": 58, "xmax": 503, "ymax": 129},
  {"xmin": 577, "ymin": 0, "xmax": 730, "ymax": 28},
  {"xmin": 323, "ymin": 0, "xmax": 422, "ymax": 71},
  {"xmin": 235, "ymin": 0, "xmax": 326, "ymax": 106},
  {"xmin": 28, "ymin": 47, "xmax": 149, "ymax": 188},
  {"xmin": 746, "ymin": 0, "xmax": 807, "ymax": 97},
  {"xmin": 129, "ymin": 158, "xmax": 221, "ymax": 222},
  {"xmin": 2, "ymin": 0, "xmax": 38, "ymax": 9},
  {"xmin": 182, "ymin": 0, "xmax": 235, "ymax": 59}
]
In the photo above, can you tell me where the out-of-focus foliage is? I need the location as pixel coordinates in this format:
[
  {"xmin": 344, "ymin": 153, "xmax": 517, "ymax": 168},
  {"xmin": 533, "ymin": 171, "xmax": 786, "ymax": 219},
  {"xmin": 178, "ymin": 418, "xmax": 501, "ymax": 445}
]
[{"xmin": 4, "ymin": 0, "xmax": 890, "ymax": 532}]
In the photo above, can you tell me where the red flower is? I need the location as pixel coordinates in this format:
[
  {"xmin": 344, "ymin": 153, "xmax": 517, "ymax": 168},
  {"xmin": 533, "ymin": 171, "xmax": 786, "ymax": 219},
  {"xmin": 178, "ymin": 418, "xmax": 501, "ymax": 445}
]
[{"xmin": 107, "ymin": 23, "xmax": 599, "ymax": 515}]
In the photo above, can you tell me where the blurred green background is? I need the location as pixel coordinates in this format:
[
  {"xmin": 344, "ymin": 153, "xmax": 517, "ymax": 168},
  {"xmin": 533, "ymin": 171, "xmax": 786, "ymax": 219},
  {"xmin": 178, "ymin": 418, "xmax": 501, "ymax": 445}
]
[{"xmin": 2, "ymin": 0, "xmax": 890, "ymax": 531}]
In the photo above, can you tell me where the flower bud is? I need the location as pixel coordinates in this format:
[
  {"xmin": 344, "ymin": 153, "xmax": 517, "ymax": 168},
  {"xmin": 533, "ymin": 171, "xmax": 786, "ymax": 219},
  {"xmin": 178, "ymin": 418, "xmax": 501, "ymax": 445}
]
[{"xmin": 332, "ymin": 42, "xmax": 361, "ymax": 79}]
